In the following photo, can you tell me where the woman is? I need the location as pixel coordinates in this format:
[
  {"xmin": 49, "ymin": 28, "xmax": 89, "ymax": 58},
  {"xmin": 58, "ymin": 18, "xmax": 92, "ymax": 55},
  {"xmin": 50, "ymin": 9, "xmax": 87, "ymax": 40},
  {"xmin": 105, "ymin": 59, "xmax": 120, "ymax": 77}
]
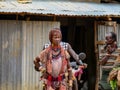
[
  {"xmin": 100, "ymin": 32, "xmax": 117, "ymax": 65},
  {"xmin": 34, "ymin": 29, "xmax": 73, "ymax": 90}
]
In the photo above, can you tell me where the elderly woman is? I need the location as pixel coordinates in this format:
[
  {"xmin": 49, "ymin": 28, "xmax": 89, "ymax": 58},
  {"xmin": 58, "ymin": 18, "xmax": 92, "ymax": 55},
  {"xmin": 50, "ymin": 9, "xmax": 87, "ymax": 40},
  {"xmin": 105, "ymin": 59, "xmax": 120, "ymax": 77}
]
[
  {"xmin": 34, "ymin": 28, "xmax": 73, "ymax": 90},
  {"xmin": 100, "ymin": 32, "xmax": 118, "ymax": 65}
]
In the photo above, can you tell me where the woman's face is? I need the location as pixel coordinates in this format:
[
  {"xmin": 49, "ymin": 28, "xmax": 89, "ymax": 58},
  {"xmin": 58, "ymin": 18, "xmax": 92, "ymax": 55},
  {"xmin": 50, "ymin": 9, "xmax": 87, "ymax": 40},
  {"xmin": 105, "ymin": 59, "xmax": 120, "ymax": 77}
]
[
  {"xmin": 52, "ymin": 32, "xmax": 61, "ymax": 46},
  {"xmin": 106, "ymin": 33, "xmax": 114, "ymax": 44}
]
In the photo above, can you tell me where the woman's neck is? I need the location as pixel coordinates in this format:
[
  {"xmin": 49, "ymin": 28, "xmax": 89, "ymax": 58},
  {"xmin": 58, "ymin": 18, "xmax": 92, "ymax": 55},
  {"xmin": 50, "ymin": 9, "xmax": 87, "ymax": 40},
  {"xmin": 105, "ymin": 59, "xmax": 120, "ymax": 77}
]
[{"xmin": 51, "ymin": 44, "xmax": 60, "ymax": 48}]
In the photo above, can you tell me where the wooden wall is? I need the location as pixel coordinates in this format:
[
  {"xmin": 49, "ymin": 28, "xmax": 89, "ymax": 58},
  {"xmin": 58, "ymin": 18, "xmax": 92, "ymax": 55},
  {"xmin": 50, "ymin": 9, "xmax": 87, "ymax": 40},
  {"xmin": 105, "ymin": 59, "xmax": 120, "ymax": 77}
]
[
  {"xmin": 0, "ymin": 20, "xmax": 60, "ymax": 90},
  {"xmin": 97, "ymin": 23, "xmax": 120, "ymax": 47}
]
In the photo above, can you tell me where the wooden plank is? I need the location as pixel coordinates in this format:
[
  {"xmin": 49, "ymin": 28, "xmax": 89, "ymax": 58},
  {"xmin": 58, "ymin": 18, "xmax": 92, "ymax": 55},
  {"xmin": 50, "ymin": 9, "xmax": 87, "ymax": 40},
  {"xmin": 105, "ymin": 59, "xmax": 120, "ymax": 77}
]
[
  {"xmin": 96, "ymin": 41, "xmax": 105, "ymax": 45},
  {"xmin": 117, "ymin": 24, "xmax": 120, "ymax": 46},
  {"xmin": 102, "ymin": 60, "xmax": 115, "ymax": 65},
  {"xmin": 22, "ymin": 21, "xmax": 27, "ymax": 90},
  {"xmin": 116, "ymin": 48, "xmax": 120, "ymax": 53},
  {"xmin": 28, "ymin": 21, "xmax": 33, "ymax": 90},
  {"xmin": 25, "ymin": 21, "xmax": 30, "ymax": 90},
  {"xmin": 94, "ymin": 21, "xmax": 99, "ymax": 90},
  {"xmin": 11, "ymin": 21, "xmax": 17, "ymax": 90},
  {"xmin": 99, "ymin": 54, "xmax": 118, "ymax": 58},
  {"xmin": 7, "ymin": 20, "xmax": 14, "ymax": 90},
  {"xmin": 1, "ymin": 20, "xmax": 8, "ymax": 90},
  {"xmin": 15, "ymin": 21, "xmax": 22, "ymax": 90},
  {"xmin": 97, "ymin": 21, "xmax": 116, "ymax": 26},
  {"xmin": 102, "ymin": 66, "xmax": 114, "ymax": 69}
]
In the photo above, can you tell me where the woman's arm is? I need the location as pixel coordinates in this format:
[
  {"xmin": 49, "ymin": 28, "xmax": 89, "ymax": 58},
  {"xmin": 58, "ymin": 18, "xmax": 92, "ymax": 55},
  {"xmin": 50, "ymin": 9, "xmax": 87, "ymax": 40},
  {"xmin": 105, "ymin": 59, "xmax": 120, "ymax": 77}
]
[{"xmin": 67, "ymin": 43, "xmax": 83, "ymax": 65}]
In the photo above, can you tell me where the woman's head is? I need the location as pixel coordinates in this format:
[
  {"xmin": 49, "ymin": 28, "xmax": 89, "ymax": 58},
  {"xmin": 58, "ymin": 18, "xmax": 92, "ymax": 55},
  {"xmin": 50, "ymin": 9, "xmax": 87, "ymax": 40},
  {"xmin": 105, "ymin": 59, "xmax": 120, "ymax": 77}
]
[
  {"xmin": 105, "ymin": 32, "xmax": 117, "ymax": 44},
  {"xmin": 49, "ymin": 28, "xmax": 62, "ymax": 46}
]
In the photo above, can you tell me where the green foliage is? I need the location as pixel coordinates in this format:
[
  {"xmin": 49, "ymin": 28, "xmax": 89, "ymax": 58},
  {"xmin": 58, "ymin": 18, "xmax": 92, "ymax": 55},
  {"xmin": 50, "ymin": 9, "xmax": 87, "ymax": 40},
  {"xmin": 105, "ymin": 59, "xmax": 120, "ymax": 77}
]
[{"xmin": 110, "ymin": 80, "xmax": 117, "ymax": 90}]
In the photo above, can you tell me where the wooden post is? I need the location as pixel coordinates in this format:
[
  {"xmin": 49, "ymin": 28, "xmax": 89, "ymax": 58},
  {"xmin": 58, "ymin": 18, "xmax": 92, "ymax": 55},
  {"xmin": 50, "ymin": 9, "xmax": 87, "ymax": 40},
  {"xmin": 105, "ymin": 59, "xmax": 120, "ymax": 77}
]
[{"xmin": 94, "ymin": 21, "xmax": 99, "ymax": 90}]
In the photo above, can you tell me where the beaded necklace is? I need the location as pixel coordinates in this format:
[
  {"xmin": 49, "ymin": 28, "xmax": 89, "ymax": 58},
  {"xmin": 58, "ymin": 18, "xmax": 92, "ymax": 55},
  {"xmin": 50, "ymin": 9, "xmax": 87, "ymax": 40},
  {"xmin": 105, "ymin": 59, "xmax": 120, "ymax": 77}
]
[{"xmin": 52, "ymin": 46, "xmax": 61, "ymax": 59}]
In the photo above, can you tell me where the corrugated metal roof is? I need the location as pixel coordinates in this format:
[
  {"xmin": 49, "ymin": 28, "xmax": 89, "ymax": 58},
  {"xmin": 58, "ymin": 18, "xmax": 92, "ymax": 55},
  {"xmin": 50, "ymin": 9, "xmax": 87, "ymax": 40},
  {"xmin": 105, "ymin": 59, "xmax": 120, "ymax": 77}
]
[{"xmin": 0, "ymin": 1, "xmax": 120, "ymax": 17}]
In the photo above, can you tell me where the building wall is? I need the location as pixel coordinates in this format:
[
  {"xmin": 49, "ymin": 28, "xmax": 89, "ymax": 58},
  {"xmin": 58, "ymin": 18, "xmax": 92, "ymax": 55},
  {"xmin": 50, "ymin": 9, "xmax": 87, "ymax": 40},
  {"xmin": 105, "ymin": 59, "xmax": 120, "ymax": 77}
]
[{"xmin": 0, "ymin": 20, "xmax": 60, "ymax": 90}]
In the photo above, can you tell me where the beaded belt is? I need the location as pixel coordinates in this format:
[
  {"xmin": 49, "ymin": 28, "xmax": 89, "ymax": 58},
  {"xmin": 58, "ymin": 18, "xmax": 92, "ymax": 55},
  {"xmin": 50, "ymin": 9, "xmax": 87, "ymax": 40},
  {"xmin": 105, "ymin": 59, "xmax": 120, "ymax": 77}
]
[{"xmin": 47, "ymin": 74, "xmax": 65, "ymax": 81}]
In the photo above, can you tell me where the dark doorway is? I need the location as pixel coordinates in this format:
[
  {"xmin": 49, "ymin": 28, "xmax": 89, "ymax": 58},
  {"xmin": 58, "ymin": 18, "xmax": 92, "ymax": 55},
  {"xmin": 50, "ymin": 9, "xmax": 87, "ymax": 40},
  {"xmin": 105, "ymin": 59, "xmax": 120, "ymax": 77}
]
[
  {"xmin": 61, "ymin": 26, "xmax": 68, "ymax": 42},
  {"xmin": 60, "ymin": 21, "xmax": 96, "ymax": 90},
  {"xmin": 61, "ymin": 25, "xmax": 87, "ymax": 53},
  {"xmin": 73, "ymin": 26, "xmax": 87, "ymax": 53},
  {"xmin": 61, "ymin": 25, "xmax": 88, "ymax": 90}
]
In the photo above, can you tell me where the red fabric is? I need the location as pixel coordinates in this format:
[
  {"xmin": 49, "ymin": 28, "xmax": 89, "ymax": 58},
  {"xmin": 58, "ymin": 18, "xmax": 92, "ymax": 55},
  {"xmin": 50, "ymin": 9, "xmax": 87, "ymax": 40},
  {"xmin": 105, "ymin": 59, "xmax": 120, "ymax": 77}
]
[
  {"xmin": 58, "ymin": 75, "xmax": 62, "ymax": 81},
  {"xmin": 74, "ymin": 69, "xmax": 83, "ymax": 77},
  {"xmin": 47, "ymin": 75, "xmax": 63, "ymax": 81},
  {"xmin": 48, "ymin": 75, "xmax": 52, "ymax": 81}
]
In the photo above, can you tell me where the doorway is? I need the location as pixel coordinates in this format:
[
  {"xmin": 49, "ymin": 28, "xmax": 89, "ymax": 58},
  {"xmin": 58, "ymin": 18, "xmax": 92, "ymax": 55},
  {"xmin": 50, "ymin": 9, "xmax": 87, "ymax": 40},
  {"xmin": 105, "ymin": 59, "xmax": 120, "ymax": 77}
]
[
  {"xmin": 61, "ymin": 25, "xmax": 87, "ymax": 53},
  {"xmin": 61, "ymin": 22, "xmax": 96, "ymax": 90}
]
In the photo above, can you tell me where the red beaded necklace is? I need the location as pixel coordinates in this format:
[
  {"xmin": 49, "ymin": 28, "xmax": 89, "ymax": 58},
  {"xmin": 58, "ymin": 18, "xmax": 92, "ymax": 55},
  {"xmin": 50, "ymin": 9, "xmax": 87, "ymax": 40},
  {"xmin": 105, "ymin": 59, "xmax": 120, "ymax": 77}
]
[{"xmin": 51, "ymin": 45, "xmax": 61, "ymax": 59}]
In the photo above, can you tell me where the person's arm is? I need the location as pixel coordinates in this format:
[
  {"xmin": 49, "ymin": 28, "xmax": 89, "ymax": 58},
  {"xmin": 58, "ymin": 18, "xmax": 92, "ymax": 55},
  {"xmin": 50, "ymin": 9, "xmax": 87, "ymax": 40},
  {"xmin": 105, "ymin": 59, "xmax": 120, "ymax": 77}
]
[
  {"xmin": 106, "ymin": 42, "xmax": 118, "ymax": 54},
  {"xmin": 67, "ymin": 43, "xmax": 83, "ymax": 65},
  {"xmin": 66, "ymin": 56, "xmax": 73, "ymax": 90},
  {"xmin": 33, "ymin": 56, "xmax": 41, "ymax": 71},
  {"xmin": 33, "ymin": 50, "xmax": 46, "ymax": 72}
]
